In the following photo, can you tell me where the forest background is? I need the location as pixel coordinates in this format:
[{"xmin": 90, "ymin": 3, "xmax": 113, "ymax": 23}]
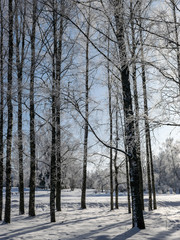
[{"xmin": 1, "ymin": 0, "xmax": 180, "ymax": 229}]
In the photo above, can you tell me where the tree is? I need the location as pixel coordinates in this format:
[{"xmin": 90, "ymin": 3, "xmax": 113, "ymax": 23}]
[
  {"xmin": 4, "ymin": 0, "xmax": 14, "ymax": 223},
  {"xmin": 50, "ymin": 0, "xmax": 58, "ymax": 222},
  {"xmin": 113, "ymin": 0, "xmax": 145, "ymax": 229},
  {"xmin": 107, "ymin": 27, "xmax": 114, "ymax": 211},
  {"xmin": 56, "ymin": 0, "xmax": 64, "ymax": 212},
  {"xmin": 29, "ymin": 0, "xmax": 37, "ymax": 217},
  {"xmin": 114, "ymin": 93, "xmax": 119, "ymax": 209},
  {"xmin": 81, "ymin": 2, "xmax": 91, "ymax": 210},
  {"xmin": 0, "ymin": 0, "xmax": 4, "ymax": 221},
  {"xmin": 15, "ymin": 0, "xmax": 27, "ymax": 215},
  {"xmin": 129, "ymin": 0, "xmax": 144, "ymax": 210}
]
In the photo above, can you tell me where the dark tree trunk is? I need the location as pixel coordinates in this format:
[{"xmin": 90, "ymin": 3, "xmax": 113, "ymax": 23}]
[
  {"xmin": 4, "ymin": 0, "xmax": 14, "ymax": 224},
  {"xmin": 81, "ymin": 4, "xmax": 90, "ymax": 210},
  {"xmin": 107, "ymin": 32, "xmax": 114, "ymax": 211},
  {"xmin": 0, "ymin": 0, "xmax": 4, "ymax": 221},
  {"xmin": 145, "ymin": 127, "xmax": 152, "ymax": 211},
  {"xmin": 50, "ymin": 88, "xmax": 56, "ymax": 222},
  {"xmin": 50, "ymin": 0, "xmax": 57, "ymax": 222},
  {"xmin": 130, "ymin": 1, "xmax": 144, "ymax": 211},
  {"xmin": 29, "ymin": 0, "xmax": 37, "ymax": 217},
  {"xmin": 108, "ymin": 80, "xmax": 113, "ymax": 211},
  {"xmin": 114, "ymin": 95, "xmax": 119, "ymax": 209},
  {"xmin": 149, "ymin": 134, "xmax": 157, "ymax": 210},
  {"xmin": 56, "ymin": 0, "xmax": 64, "ymax": 212},
  {"xmin": 126, "ymin": 153, "xmax": 131, "ymax": 214},
  {"xmin": 113, "ymin": 0, "xmax": 145, "ymax": 229},
  {"xmin": 15, "ymin": 0, "xmax": 26, "ymax": 215}
]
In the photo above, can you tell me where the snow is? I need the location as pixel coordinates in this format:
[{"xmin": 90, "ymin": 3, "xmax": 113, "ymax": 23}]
[{"xmin": 1, "ymin": 189, "xmax": 180, "ymax": 239}]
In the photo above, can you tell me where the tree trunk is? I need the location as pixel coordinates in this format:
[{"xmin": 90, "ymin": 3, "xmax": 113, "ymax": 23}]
[
  {"xmin": 126, "ymin": 152, "xmax": 131, "ymax": 214},
  {"xmin": 50, "ymin": 0, "xmax": 57, "ymax": 222},
  {"xmin": 145, "ymin": 128, "xmax": 152, "ymax": 211},
  {"xmin": 29, "ymin": 0, "xmax": 37, "ymax": 217},
  {"xmin": 0, "ymin": 0, "xmax": 4, "ymax": 221},
  {"xmin": 149, "ymin": 134, "xmax": 157, "ymax": 210},
  {"xmin": 107, "ymin": 38, "xmax": 114, "ymax": 211},
  {"xmin": 56, "ymin": 0, "xmax": 64, "ymax": 212},
  {"xmin": 81, "ymin": 4, "xmax": 90, "ymax": 210},
  {"xmin": 4, "ymin": 0, "xmax": 14, "ymax": 223},
  {"xmin": 15, "ymin": 0, "xmax": 26, "ymax": 215},
  {"xmin": 113, "ymin": 0, "xmax": 145, "ymax": 229},
  {"xmin": 130, "ymin": 1, "xmax": 144, "ymax": 211},
  {"xmin": 50, "ymin": 87, "xmax": 56, "ymax": 222},
  {"xmin": 114, "ymin": 95, "xmax": 119, "ymax": 209}
]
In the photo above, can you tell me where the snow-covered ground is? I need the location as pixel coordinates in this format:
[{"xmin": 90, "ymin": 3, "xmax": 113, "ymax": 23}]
[{"xmin": 1, "ymin": 189, "xmax": 180, "ymax": 239}]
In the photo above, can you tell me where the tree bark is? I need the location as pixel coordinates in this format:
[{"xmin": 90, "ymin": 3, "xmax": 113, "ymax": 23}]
[
  {"xmin": 130, "ymin": 1, "xmax": 144, "ymax": 211},
  {"xmin": 113, "ymin": 0, "xmax": 145, "ymax": 229},
  {"xmin": 114, "ymin": 95, "xmax": 119, "ymax": 209},
  {"xmin": 29, "ymin": 0, "xmax": 37, "ymax": 217},
  {"xmin": 107, "ymin": 31, "xmax": 114, "ymax": 211},
  {"xmin": 126, "ymin": 152, "xmax": 131, "ymax": 214},
  {"xmin": 0, "ymin": 0, "xmax": 4, "ymax": 221},
  {"xmin": 81, "ymin": 3, "xmax": 90, "ymax": 210},
  {"xmin": 4, "ymin": 0, "xmax": 14, "ymax": 223},
  {"xmin": 15, "ymin": 0, "xmax": 26, "ymax": 215},
  {"xmin": 56, "ymin": 0, "xmax": 64, "ymax": 212},
  {"xmin": 50, "ymin": 0, "xmax": 57, "ymax": 222},
  {"xmin": 149, "ymin": 133, "xmax": 157, "ymax": 210}
]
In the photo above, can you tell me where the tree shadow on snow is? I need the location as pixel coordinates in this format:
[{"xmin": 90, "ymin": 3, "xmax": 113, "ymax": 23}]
[
  {"xmin": 66, "ymin": 219, "xmax": 131, "ymax": 240},
  {"xmin": 95, "ymin": 235, "xmax": 111, "ymax": 240},
  {"xmin": 112, "ymin": 227, "xmax": 140, "ymax": 240}
]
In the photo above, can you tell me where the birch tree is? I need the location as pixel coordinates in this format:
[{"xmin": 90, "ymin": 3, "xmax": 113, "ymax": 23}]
[
  {"xmin": 81, "ymin": 2, "xmax": 91, "ymax": 210},
  {"xmin": 0, "ymin": 0, "xmax": 4, "ymax": 221},
  {"xmin": 56, "ymin": 0, "xmax": 64, "ymax": 212},
  {"xmin": 15, "ymin": 0, "xmax": 27, "ymax": 215},
  {"xmin": 50, "ymin": 0, "xmax": 57, "ymax": 222},
  {"xmin": 112, "ymin": 0, "xmax": 145, "ymax": 229},
  {"xmin": 129, "ymin": 0, "xmax": 144, "ymax": 210},
  {"xmin": 4, "ymin": 0, "xmax": 14, "ymax": 223},
  {"xmin": 29, "ymin": 0, "xmax": 37, "ymax": 217}
]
